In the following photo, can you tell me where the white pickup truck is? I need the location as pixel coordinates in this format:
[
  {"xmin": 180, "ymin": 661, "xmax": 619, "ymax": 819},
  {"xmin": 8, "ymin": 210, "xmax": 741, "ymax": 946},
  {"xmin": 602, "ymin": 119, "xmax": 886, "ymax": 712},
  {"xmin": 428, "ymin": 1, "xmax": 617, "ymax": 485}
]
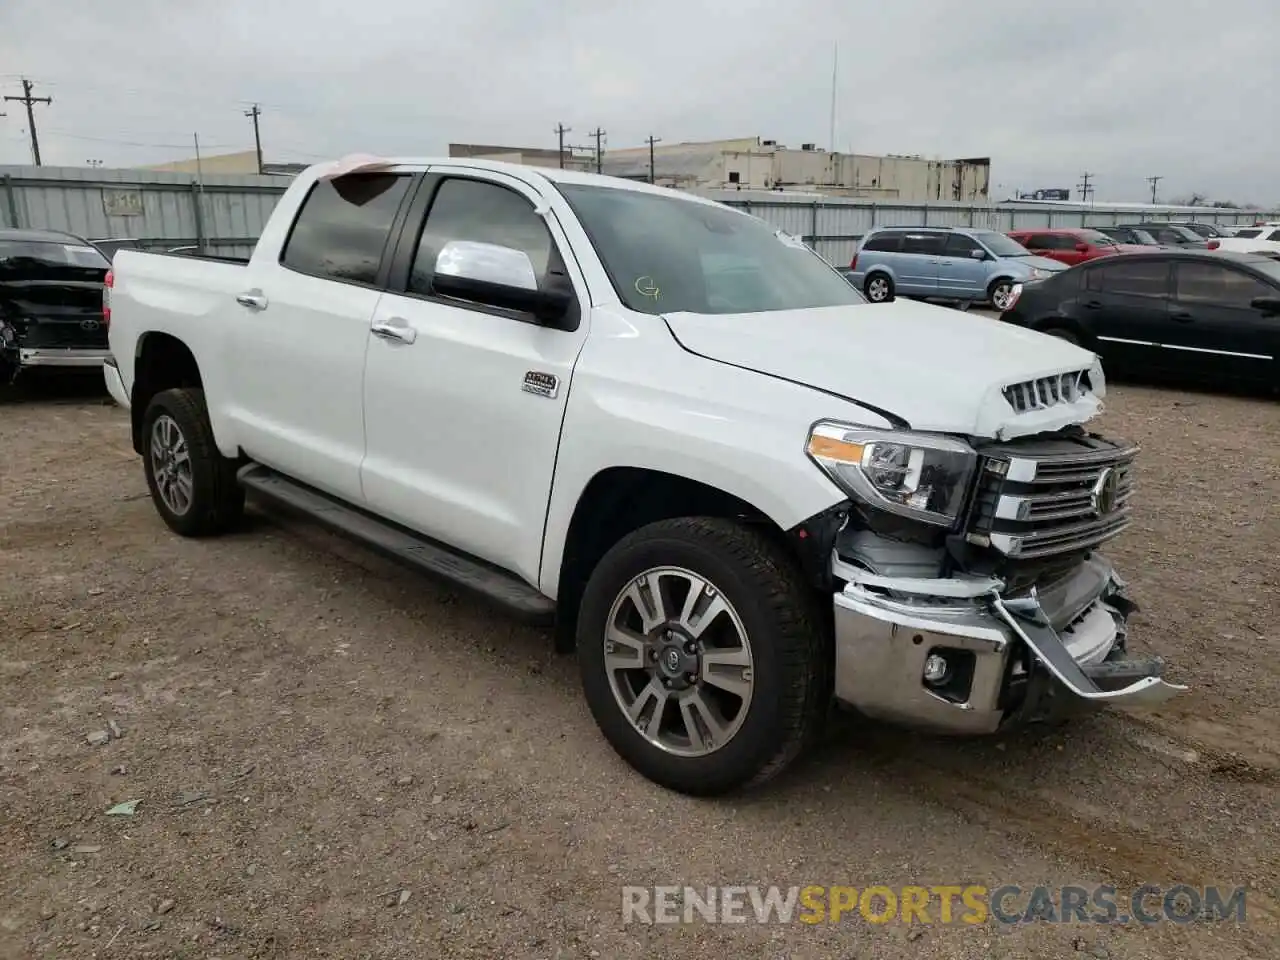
[{"xmin": 103, "ymin": 156, "xmax": 1184, "ymax": 795}]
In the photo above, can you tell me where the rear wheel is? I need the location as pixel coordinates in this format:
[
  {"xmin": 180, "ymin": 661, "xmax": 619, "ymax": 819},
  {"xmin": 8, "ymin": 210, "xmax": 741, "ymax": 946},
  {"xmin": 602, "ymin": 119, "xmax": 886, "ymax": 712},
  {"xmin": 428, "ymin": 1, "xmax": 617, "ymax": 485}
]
[
  {"xmin": 142, "ymin": 388, "xmax": 243, "ymax": 537},
  {"xmin": 864, "ymin": 273, "xmax": 894, "ymax": 303},
  {"xmin": 577, "ymin": 517, "xmax": 829, "ymax": 796}
]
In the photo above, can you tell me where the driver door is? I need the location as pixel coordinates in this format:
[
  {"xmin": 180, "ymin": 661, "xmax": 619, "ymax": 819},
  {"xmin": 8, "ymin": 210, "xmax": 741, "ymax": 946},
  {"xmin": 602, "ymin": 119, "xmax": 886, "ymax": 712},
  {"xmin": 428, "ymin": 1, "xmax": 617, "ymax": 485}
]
[{"xmin": 359, "ymin": 169, "xmax": 590, "ymax": 586}]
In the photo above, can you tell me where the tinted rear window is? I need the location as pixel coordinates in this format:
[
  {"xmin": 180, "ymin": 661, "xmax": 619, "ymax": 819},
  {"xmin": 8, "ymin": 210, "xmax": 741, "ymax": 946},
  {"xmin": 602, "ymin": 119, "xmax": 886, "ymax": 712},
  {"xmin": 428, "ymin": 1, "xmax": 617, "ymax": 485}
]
[
  {"xmin": 900, "ymin": 232, "xmax": 945, "ymax": 255},
  {"xmin": 281, "ymin": 173, "xmax": 412, "ymax": 285},
  {"xmin": 0, "ymin": 240, "xmax": 109, "ymax": 270},
  {"xmin": 862, "ymin": 233, "xmax": 902, "ymax": 252},
  {"xmin": 1084, "ymin": 259, "xmax": 1168, "ymax": 296},
  {"xmin": 1234, "ymin": 229, "xmax": 1262, "ymax": 239}
]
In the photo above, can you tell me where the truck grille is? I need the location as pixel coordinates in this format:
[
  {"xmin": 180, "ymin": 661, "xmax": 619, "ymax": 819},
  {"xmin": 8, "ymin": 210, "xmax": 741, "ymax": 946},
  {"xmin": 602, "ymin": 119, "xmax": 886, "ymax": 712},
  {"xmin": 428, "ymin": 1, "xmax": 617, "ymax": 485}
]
[
  {"xmin": 1002, "ymin": 370, "xmax": 1091, "ymax": 415},
  {"xmin": 967, "ymin": 434, "xmax": 1137, "ymax": 561}
]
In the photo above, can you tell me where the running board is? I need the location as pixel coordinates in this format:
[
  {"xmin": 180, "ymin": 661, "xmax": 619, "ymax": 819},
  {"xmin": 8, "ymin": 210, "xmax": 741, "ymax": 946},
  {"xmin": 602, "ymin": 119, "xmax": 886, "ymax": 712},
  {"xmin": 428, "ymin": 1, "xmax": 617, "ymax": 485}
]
[{"xmin": 237, "ymin": 464, "xmax": 555, "ymax": 623}]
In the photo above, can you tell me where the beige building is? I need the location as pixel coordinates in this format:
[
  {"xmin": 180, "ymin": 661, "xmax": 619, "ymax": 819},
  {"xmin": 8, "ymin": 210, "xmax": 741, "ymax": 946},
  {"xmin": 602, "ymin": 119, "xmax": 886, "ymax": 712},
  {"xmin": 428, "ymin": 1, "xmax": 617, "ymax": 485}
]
[
  {"xmin": 143, "ymin": 150, "xmax": 307, "ymax": 177},
  {"xmin": 599, "ymin": 138, "xmax": 991, "ymax": 202},
  {"xmin": 451, "ymin": 137, "xmax": 990, "ymax": 203},
  {"xmin": 448, "ymin": 142, "xmax": 595, "ymax": 173}
]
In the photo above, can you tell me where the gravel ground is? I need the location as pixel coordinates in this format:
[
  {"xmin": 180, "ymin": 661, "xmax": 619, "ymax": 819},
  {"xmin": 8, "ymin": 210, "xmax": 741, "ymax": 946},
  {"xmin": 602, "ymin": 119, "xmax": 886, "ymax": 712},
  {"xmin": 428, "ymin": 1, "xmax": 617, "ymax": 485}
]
[{"xmin": 1, "ymin": 372, "xmax": 1277, "ymax": 959}]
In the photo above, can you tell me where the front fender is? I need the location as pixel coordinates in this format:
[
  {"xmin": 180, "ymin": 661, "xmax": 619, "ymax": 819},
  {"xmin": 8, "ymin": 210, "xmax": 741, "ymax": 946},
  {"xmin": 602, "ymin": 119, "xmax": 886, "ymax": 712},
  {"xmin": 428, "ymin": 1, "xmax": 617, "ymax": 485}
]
[{"xmin": 537, "ymin": 310, "xmax": 891, "ymax": 598}]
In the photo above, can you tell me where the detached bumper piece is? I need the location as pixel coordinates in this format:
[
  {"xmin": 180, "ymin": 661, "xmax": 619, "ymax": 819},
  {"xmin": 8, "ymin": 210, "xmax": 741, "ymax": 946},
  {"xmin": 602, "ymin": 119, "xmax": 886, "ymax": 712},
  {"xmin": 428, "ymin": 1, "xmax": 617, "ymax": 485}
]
[{"xmin": 830, "ymin": 556, "xmax": 1185, "ymax": 734}]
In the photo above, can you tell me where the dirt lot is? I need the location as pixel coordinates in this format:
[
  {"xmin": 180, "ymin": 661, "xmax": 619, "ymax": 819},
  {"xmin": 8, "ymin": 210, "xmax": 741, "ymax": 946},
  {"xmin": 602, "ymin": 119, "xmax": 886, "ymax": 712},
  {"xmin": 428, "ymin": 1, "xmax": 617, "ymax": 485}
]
[{"xmin": 2, "ymin": 373, "xmax": 1277, "ymax": 959}]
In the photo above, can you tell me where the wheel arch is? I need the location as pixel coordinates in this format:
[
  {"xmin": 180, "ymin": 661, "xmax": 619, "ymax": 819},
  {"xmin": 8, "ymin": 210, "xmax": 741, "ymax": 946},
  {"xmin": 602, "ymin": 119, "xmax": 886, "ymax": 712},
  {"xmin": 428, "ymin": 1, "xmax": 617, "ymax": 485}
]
[
  {"xmin": 550, "ymin": 466, "xmax": 833, "ymax": 653},
  {"xmin": 130, "ymin": 332, "xmax": 203, "ymax": 454}
]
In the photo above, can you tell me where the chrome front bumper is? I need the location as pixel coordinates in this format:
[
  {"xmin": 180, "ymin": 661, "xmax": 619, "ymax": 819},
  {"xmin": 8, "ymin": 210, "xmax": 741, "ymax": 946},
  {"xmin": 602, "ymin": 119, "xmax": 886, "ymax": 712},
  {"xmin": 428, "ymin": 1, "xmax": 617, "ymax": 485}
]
[
  {"xmin": 831, "ymin": 555, "xmax": 1186, "ymax": 734},
  {"xmin": 19, "ymin": 347, "xmax": 111, "ymax": 368}
]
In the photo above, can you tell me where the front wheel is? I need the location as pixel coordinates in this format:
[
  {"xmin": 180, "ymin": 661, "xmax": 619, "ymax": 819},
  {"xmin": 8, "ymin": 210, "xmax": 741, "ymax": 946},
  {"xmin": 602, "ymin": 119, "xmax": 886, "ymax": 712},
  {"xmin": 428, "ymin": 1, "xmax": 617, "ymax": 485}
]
[
  {"xmin": 577, "ymin": 517, "xmax": 829, "ymax": 796},
  {"xmin": 988, "ymin": 279, "xmax": 1017, "ymax": 311}
]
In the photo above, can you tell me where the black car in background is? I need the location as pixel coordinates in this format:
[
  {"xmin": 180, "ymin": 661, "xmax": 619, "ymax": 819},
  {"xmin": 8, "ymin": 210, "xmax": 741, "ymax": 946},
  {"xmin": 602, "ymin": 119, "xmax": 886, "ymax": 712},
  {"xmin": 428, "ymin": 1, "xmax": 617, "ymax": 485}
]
[
  {"xmin": 0, "ymin": 228, "xmax": 111, "ymax": 385},
  {"xmin": 1095, "ymin": 226, "xmax": 1165, "ymax": 247},
  {"xmin": 1001, "ymin": 250, "xmax": 1280, "ymax": 388},
  {"xmin": 1117, "ymin": 222, "xmax": 1212, "ymax": 248}
]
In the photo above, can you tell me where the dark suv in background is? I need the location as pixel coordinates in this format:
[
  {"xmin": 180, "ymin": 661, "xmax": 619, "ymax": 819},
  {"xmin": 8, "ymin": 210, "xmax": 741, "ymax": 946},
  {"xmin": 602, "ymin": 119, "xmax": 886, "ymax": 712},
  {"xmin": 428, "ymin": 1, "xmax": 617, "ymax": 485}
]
[{"xmin": 0, "ymin": 228, "xmax": 111, "ymax": 385}]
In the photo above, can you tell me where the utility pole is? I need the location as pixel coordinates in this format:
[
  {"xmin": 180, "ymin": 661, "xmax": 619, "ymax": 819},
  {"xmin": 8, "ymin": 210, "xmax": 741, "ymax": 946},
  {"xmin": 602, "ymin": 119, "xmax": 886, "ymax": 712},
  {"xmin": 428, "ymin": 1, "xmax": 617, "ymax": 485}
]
[
  {"xmin": 590, "ymin": 127, "xmax": 606, "ymax": 175},
  {"xmin": 244, "ymin": 103, "xmax": 264, "ymax": 174},
  {"xmin": 646, "ymin": 134, "xmax": 661, "ymax": 184},
  {"xmin": 554, "ymin": 123, "xmax": 571, "ymax": 169},
  {"xmin": 1076, "ymin": 171, "xmax": 1094, "ymax": 204},
  {"xmin": 1146, "ymin": 175, "xmax": 1163, "ymax": 205},
  {"xmin": 5, "ymin": 79, "xmax": 52, "ymax": 166}
]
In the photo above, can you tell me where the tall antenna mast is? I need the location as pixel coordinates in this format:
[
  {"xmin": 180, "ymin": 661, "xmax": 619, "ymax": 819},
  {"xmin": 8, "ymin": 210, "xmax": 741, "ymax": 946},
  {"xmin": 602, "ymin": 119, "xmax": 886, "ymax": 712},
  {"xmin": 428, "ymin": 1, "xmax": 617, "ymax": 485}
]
[{"xmin": 828, "ymin": 42, "xmax": 838, "ymax": 153}]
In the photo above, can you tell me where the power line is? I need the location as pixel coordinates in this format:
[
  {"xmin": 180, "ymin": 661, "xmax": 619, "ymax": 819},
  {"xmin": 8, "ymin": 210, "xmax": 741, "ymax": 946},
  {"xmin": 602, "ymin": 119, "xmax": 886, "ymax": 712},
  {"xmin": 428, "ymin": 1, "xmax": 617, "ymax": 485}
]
[
  {"xmin": 590, "ymin": 127, "xmax": 606, "ymax": 175},
  {"xmin": 1076, "ymin": 171, "xmax": 1095, "ymax": 204},
  {"xmin": 554, "ymin": 123, "xmax": 571, "ymax": 169},
  {"xmin": 646, "ymin": 134, "xmax": 661, "ymax": 184},
  {"xmin": 1146, "ymin": 175, "xmax": 1163, "ymax": 204},
  {"xmin": 245, "ymin": 103, "xmax": 263, "ymax": 174},
  {"xmin": 43, "ymin": 129, "xmax": 238, "ymax": 150},
  {"xmin": 4, "ymin": 79, "xmax": 52, "ymax": 165}
]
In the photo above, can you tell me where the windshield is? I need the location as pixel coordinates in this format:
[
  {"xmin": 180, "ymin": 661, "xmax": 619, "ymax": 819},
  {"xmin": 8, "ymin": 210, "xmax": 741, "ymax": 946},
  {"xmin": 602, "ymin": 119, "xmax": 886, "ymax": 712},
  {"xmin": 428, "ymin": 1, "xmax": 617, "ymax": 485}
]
[
  {"xmin": 972, "ymin": 231, "xmax": 1031, "ymax": 257},
  {"xmin": 1132, "ymin": 229, "xmax": 1158, "ymax": 244},
  {"xmin": 0, "ymin": 240, "xmax": 110, "ymax": 270},
  {"xmin": 1249, "ymin": 258, "xmax": 1280, "ymax": 284},
  {"xmin": 1079, "ymin": 230, "xmax": 1117, "ymax": 246},
  {"xmin": 555, "ymin": 184, "xmax": 867, "ymax": 315},
  {"xmin": 1165, "ymin": 225, "xmax": 1204, "ymax": 242}
]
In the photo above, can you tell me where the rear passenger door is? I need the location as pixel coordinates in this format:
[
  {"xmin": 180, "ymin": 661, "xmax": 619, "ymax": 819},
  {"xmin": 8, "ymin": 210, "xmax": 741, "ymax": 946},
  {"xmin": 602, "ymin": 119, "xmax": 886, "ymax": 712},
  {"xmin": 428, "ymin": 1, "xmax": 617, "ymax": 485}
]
[
  {"xmin": 894, "ymin": 231, "xmax": 946, "ymax": 296},
  {"xmin": 230, "ymin": 171, "xmax": 414, "ymax": 503},
  {"xmin": 1167, "ymin": 261, "xmax": 1278, "ymax": 384},
  {"xmin": 935, "ymin": 232, "xmax": 989, "ymax": 298},
  {"xmin": 1078, "ymin": 259, "xmax": 1172, "ymax": 373}
]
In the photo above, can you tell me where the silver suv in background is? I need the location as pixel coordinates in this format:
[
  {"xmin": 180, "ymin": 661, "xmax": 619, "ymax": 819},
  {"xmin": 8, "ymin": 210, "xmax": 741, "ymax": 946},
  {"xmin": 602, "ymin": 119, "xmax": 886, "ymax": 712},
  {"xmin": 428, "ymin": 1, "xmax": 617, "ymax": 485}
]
[{"xmin": 845, "ymin": 226, "xmax": 1067, "ymax": 310}]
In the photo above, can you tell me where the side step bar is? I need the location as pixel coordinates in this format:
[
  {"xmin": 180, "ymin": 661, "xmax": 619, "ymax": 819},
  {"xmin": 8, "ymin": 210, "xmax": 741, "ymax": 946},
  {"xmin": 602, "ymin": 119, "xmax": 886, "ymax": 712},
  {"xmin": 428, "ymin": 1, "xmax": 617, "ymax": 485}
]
[{"xmin": 237, "ymin": 464, "xmax": 555, "ymax": 623}]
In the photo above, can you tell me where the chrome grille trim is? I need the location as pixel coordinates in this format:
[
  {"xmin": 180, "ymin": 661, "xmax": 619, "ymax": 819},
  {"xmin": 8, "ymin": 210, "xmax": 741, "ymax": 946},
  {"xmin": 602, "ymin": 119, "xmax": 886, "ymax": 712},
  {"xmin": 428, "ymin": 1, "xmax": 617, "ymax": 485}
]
[
  {"xmin": 1002, "ymin": 370, "xmax": 1090, "ymax": 415},
  {"xmin": 969, "ymin": 438, "xmax": 1139, "ymax": 561}
]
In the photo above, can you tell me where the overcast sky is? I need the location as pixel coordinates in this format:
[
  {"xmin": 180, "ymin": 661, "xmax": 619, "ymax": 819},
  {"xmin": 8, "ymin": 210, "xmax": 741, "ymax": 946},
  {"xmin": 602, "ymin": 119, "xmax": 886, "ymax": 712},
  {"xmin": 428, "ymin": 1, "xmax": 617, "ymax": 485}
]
[{"xmin": 1, "ymin": 0, "xmax": 1275, "ymax": 204}]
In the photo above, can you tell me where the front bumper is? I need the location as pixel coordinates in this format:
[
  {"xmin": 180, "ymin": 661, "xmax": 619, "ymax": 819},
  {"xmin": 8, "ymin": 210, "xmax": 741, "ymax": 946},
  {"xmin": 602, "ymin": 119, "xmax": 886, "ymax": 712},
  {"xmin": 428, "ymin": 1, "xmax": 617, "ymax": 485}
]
[
  {"xmin": 831, "ymin": 555, "xmax": 1185, "ymax": 734},
  {"xmin": 19, "ymin": 347, "xmax": 112, "ymax": 368}
]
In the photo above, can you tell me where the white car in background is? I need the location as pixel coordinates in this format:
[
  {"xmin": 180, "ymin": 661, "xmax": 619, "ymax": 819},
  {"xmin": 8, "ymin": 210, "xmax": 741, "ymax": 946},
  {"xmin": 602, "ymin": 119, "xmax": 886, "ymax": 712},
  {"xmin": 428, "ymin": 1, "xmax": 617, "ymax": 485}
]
[{"xmin": 1214, "ymin": 224, "xmax": 1280, "ymax": 255}]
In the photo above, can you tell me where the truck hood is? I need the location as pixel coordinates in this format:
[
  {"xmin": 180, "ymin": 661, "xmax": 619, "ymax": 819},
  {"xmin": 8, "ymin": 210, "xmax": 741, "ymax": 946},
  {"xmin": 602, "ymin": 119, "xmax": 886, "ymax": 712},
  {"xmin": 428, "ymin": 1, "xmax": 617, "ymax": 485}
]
[{"xmin": 663, "ymin": 301, "xmax": 1106, "ymax": 440}]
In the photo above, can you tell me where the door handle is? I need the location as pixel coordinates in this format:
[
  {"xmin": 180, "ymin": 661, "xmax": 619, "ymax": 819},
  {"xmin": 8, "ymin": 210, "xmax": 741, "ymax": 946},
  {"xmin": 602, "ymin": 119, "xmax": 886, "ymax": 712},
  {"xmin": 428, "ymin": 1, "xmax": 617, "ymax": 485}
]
[
  {"xmin": 371, "ymin": 318, "xmax": 417, "ymax": 344},
  {"xmin": 236, "ymin": 290, "xmax": 268, "ymax": 310},
  {"xmin": 1083, "ymin": 300, "xmax": 1103, "ymax": 310},
  {"xmin": 1171, "ymin": 311, "xmax": 1195, "ymax": 323}
]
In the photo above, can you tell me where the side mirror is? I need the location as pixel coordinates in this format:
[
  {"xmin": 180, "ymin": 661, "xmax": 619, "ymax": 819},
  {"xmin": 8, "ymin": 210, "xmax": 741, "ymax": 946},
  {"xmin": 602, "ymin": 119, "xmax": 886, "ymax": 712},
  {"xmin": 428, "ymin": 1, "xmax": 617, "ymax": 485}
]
[
  {"xmin": 968, "ymin": 248, "xmax": 987, "ymax": 260},
  {"xmin": 1251, "ymin": 295, "xmax": 1280, "ymax": 316},
  {"xmin": 432, "ymin": 240, "xmax": 571, "ymax": 325},
  {"xmin": 1075, "ymin": 242, "xmax": 1090, "ymax": 252}
]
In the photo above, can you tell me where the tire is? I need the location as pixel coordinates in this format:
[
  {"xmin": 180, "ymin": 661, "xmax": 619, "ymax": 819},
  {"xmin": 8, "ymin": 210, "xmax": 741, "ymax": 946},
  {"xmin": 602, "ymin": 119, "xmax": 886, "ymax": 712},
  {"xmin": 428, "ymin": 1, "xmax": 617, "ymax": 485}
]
[
  {"xmin": 864, "ymin": 272, "xmax": 894, "ymax": 303},
  {"xmin": 1041, "ymin": 327, "xmax": 1080, "ymax": 346},
  {"xmin": 988, "ymin": 278, "xmax": 1016, "ymax": 311},
  {"xmin": 141, "ymin": 387, "xmax": 243, "ymax": 537},
  {"xmin": 576, "ymin": 517, "xmax": 829, "ymax": 796}
]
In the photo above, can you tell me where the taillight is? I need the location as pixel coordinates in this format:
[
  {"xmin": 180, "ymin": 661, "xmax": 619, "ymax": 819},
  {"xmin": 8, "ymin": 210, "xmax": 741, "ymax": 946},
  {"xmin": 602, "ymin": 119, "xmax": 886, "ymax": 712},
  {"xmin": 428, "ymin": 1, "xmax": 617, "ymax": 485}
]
[
  {"xmin": 1207, "ymin": 240, "xmax": 1220, "ymax": 250},
  {"xmin": 103, "ymin": 269, "xmax": 113, "ymax": 328},
  {"xmin": 849, "ymin": 253, "xmax": 858, "ymax": 270}
]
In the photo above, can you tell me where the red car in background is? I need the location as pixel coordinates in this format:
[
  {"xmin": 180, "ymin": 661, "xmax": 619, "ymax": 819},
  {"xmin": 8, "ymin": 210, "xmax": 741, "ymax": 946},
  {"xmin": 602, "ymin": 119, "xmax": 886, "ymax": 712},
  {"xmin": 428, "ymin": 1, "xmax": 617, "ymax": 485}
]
[{"xmin": 1006, "ymin": 228, "xmax": 1148, "ymax": 267}]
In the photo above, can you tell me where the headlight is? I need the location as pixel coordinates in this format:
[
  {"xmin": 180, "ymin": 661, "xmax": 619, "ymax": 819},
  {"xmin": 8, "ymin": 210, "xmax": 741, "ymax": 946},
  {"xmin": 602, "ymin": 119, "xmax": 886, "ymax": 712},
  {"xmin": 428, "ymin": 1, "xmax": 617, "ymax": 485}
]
[
  {"xmin": 806, "ymin": 422, "xmax": 978, "ymax": 526},
  {"xmin": 1029, "ymin": 267, "xmax": 1049, "ymax": 280}
]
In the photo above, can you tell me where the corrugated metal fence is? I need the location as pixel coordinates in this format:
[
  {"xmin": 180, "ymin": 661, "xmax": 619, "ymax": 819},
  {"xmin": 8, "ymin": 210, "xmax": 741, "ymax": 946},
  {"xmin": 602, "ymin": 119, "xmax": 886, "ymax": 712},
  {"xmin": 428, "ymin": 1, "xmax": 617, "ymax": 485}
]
[
  {"xmin": 0, "ymin": 164, "xmax": 288, "ymax": 259},
  {"xmin": 700, "ymin": 189, "xmax": 1280, "ymax": 267},
  {"xmin": 2, "ymin": 167, "xmax": 1275, "ymax": 269}
]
